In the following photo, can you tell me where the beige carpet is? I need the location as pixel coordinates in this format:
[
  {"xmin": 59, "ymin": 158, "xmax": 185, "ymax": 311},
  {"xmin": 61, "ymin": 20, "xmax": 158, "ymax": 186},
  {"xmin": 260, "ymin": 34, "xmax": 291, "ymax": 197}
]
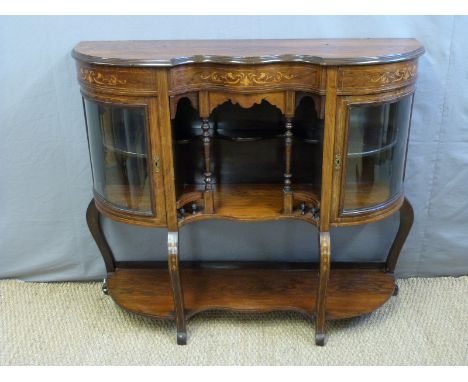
[{"xmin": 0, "ymin": 276, "xmax": 467, "ymax": 365}]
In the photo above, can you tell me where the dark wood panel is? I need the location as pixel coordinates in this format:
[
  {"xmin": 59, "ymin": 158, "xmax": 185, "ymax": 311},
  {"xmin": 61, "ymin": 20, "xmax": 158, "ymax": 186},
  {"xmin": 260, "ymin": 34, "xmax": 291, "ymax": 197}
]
[
  {"xmin": 73, "ymin": 39, "xmax": 424, "ymax": 67},
  {"xmin": 107, "ymin": 267, "xmax": 395, "ymax": 320}
]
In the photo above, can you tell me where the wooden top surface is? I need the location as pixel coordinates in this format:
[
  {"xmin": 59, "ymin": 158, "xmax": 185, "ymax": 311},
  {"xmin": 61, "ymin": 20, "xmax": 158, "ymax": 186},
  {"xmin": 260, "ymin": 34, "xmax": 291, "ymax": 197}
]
[{"xmin": 72, "ymin": 39, "xmax": 424, "ymax": 67}]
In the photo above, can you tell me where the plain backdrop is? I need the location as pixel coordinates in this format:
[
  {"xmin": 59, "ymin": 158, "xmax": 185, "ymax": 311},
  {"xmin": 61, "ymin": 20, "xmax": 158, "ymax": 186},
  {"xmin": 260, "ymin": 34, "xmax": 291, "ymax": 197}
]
[{"xmin": 1, "ymin": 16, "xmax": 467, "ymax": 281}]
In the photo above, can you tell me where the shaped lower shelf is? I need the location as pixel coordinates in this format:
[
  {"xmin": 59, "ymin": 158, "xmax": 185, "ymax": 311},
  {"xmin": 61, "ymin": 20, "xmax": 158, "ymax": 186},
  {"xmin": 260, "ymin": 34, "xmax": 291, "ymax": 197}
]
[{"xmin": 107, "ymin": 267, "xmax": 395, "ymax": 320}]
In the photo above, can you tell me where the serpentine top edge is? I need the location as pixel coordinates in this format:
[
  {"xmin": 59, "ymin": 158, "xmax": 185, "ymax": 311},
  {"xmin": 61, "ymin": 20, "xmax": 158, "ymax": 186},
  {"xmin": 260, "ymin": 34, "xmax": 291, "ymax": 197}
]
[{"xmin": 72, "ymin": 39, "xmax": 425, "ymax": 67}]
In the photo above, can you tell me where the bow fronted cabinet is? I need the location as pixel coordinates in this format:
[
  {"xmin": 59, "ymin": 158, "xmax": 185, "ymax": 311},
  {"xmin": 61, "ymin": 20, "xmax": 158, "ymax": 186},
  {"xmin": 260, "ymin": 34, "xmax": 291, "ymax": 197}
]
[{"xmin": 73, "ymin": 39, "xmax": 424, "ymax": 345}]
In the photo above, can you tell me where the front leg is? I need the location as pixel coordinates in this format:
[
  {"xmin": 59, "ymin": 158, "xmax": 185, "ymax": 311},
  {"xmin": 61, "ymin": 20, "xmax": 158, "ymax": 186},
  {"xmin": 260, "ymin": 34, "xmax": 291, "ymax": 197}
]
[
  {"xmin": 385, "ymin": 198, "xmax": 414, "ymax": 274},
  {"xmin": 86, "ymin": 199, "xmax": 115, "ymax": 298},
  {"xmin": 168, "ymin": 231, "xmax": 187, "ymax": 345},
  {"xmin": 315, "ymin": 231, "xmax": 331, "ymax": 346}
]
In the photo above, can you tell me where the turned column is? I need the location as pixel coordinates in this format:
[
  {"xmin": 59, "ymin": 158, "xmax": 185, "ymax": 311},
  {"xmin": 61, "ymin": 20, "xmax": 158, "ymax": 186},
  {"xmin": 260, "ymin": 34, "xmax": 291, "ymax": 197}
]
[
  {"xmin": 283, "ymin": 91, "xmax": 295, "ymax": 214},
  {"xmin": 199, "ymin": 91, "xmax": 214, "ymax": 214}
]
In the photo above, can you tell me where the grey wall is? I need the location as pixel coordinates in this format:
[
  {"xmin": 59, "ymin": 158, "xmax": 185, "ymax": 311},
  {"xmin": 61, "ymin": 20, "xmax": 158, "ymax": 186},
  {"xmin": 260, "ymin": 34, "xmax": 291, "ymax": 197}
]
[{"xmin": 1, "ymin": 16, "xmax": 467, "ymax": 281}]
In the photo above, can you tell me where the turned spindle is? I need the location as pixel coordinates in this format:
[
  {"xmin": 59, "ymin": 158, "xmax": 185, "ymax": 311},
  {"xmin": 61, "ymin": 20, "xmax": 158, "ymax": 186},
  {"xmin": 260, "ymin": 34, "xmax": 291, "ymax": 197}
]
[
  {"xmin": 283, "ymin": 117, "xmax": 293, "ymax": 214},
  {"xmin": 201, "ymin": 117, "xmax": 214, "ymax": 213}
]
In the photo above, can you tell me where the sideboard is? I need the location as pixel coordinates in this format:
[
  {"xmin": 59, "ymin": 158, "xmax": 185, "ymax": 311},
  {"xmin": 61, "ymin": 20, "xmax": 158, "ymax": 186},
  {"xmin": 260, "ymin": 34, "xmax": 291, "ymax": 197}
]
[{"xmin": 73, "ymin": 39, "xmax": 424, "ymax": 345}]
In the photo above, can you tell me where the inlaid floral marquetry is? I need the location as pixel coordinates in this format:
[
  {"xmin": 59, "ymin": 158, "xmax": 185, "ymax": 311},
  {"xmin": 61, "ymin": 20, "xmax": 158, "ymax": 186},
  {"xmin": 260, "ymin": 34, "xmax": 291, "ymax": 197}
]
[
  {"xmin": 337, "ymin": 60, "xmax": 418, "ymax": 95},
  {"xmin": 369, "ymin": 62, "xmax": 417, "ymax": 84},
  {"xmin": 168, "ymin": 64, "xmax": 323, "ymax": 94},
  {"xmin": 80, "ymin": 68, "xmax": 127, "ymax": 86},
  {"xmin": 199, "ymin": 71, "xmax": 296, "ymax": 86}
]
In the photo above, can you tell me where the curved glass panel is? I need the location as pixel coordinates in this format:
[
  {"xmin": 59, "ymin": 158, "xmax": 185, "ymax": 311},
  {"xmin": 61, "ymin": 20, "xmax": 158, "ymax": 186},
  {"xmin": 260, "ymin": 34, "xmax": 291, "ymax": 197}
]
[
  {"xmin": 343, "ymin": 94, "xmax": 413, "ymax": 212},
  {"xmin": 84, "ymin": 99, "xmax": 151, "ymax": 213}
]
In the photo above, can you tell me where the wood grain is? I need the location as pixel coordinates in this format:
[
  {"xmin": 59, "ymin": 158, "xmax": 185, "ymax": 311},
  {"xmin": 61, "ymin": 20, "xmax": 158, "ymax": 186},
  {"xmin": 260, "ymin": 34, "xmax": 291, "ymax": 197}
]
[
  {"xmin": 156, "ymin": 69, "xmax": 179, "ymax": 232},
  {"xmin": 319, "ymin": 67, "xmax": 338, "ymax": 231},
  {"xmin": 177, "ymin": 184, "xmax": 320, "ymax": 225},
  {"xmin": 107, "ymin": 267, "xmax": 395, "ymax": 320},
  {"xmin": 73, "ymin": 39, "xmax": 424, "ymax": 67},
  {"xmin": 315, "ymin": 231, "xmax": 331, "ymax": 345}
]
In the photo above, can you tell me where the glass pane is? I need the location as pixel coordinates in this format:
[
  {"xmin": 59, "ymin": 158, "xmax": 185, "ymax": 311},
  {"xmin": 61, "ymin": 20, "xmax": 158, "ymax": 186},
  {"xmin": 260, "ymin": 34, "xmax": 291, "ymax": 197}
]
[
  {"xmin": 343, "ymin": 94, "xmax": 413, "ymax": 212},
  {"xmin": 84, "ymin": 99, "xmax": 151, "ymax": 213}
]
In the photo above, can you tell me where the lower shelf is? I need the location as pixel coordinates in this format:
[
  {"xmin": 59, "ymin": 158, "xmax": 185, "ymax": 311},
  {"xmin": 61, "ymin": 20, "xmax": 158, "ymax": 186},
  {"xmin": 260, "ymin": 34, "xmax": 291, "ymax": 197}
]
[{"xmin": 107, "ymin": 267, "xmax": 395, "ymax": 321}]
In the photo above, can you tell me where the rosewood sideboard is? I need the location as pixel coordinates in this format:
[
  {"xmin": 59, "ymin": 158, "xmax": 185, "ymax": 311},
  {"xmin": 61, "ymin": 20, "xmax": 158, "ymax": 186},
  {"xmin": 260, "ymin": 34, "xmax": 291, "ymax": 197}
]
[{"xmin": 72, "ymin": 39, "xmax": 424, "ymax": 345}]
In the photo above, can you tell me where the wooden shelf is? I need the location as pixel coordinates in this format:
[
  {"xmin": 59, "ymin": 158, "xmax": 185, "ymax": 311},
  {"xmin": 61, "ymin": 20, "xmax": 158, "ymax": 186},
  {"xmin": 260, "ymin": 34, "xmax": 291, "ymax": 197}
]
[
  {"xmin": 103, "ymin": 142, "xmax": 147, "ymax": 158},
  {"xmin": 101, "ymin": 184, "xmax": 152, "ymax": 213},
  {"xmin": 213, "ymin": 184, "xmax": 282, "ymax": 219},
  {"xmin": 107, "ymin": 267, "xmax": 395, "ymax": 320},
  {"xmin": 343, "ymin": 183, "xmax": 393, "ymax": 211},
  {"xmin": 348, "ymin": 139, "xmax": 397, "ymax": 158},
  {"xmin": 178, "ymin": 184, "xmax": 319, "ymax": 222},
  {"xmin": 174, "ymin": 133, "xmax": 321, "ymax": 144}
]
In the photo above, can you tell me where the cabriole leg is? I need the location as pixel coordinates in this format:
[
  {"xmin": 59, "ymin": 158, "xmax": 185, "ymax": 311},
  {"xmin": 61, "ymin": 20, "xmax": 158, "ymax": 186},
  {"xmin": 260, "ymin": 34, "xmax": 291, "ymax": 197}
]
[
  {"xmin": 315, "ymin": 231, "xmax": 331, "ymax": 346},
  {"xmin": 385, "ymin": 198, "xmax": 414, "ymax": 274},
  {"xmin": 86, "ymin": 199, "xmax": 115, "ymax": 284},
  {"xmin": 168, "ymin": 231, "xmax": 187, "ymax": 345}
]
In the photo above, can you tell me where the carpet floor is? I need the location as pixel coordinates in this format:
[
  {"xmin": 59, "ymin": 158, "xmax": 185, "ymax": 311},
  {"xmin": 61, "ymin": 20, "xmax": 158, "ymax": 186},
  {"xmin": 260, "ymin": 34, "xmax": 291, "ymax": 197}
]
[{"xmin": 0, "ymin": 276, "xmax": 467, "ymax": 365}]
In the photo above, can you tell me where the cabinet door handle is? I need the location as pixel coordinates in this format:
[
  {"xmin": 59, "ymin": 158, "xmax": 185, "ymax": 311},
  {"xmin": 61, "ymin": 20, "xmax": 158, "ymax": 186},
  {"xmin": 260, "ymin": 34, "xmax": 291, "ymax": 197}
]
[
  {"xmin": 154, "ymin": 155, "xmax": 161, "ymax": 173},
  {"xmin": 334, "ymin": 154, "xmax": 342, "ymax": 170}
]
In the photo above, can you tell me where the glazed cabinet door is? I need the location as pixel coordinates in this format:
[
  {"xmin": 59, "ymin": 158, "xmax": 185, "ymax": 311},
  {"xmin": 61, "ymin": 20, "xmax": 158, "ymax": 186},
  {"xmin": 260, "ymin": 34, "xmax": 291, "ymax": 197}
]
[
  {"xmin": 83, "ymin": 94, "xmax": 166, "ymax": 226},
  {"xmin": 332, "ymin": 88, "xmax": 414, "ymax": 223}
]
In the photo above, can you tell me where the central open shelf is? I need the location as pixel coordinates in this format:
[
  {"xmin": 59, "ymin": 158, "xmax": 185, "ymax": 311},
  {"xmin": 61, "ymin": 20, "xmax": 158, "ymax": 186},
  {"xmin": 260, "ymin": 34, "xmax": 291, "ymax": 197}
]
[
  {"xmin": 107, "ymin": 266, "xmax": 396, "ymax": 320},
  {"xmin": 171, "ymin": 93, "xmax": 324, "ymax": 222}
]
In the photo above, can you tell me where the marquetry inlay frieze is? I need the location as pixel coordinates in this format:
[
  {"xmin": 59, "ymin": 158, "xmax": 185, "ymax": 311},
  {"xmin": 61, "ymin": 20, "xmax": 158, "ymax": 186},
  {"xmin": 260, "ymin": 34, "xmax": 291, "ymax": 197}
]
[
  {"xmin": 369, "ymin": 62, "xmax": 417, "ymax": 84},
  {"xmin": 168, "ymin": 64, "xmax": 323, "ymax": 94},
  {"xmin": 337, "ymin": 60, "xmax": 418, "ymax": 94},
  {"xmin": 80, "ymin": 68, "xmax": 127, "ymax": 86},
  {"xmin": 199, "ymin": 70, "xmax": 296, "ymax": 86}
]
